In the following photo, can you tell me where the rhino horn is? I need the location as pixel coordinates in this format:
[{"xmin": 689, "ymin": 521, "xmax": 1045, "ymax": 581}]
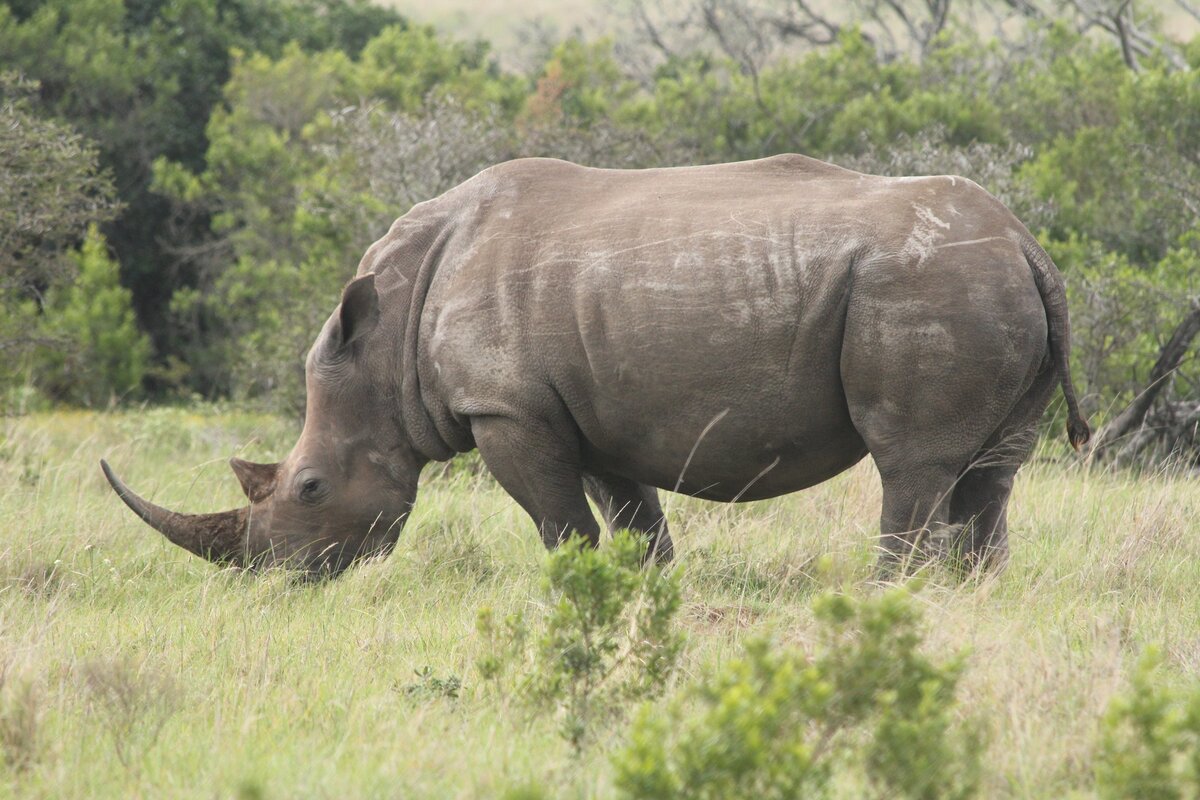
[{"xmin": 100, "ymin": 459, "xmax": 252, "ymax": 566}]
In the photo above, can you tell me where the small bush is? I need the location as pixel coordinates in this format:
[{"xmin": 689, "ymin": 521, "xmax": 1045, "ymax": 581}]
[
  {"xmin": 397, "ymin": 666, "xmax": 462, "ymax": 702},
  {"xmin": 1097, "ymin": 648, "xmax": 1200, "ymax": 800},
  {"xmin": 475, "ymin": 606, "xmax": 529, "ymax": 692},
  {"xmin": 613, "ymin": 589, "xmax": 981, "ymax": 800},
  {"xmin": 476, "ymin": 530, "xmax": 682, "ymax": 751}
]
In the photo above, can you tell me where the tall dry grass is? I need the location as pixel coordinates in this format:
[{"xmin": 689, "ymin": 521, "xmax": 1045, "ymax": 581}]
[{"xmin": 0, "ymin": 408, "xmax": 1196, "ymax": 797}]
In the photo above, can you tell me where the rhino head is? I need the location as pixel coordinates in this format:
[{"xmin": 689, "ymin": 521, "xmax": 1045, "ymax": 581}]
[{"xmin": 102, "ymin": 274, "xmax": 427, "ymax": 577}]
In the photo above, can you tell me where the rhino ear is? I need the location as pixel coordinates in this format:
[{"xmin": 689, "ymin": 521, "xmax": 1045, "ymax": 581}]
[
  {"xmin": 336, "ymin": 274, "xmax": 379, "ymax": 349},
  {"xmin": 230, "ymin": 458, "xmax": 279, "ymax": 503}
]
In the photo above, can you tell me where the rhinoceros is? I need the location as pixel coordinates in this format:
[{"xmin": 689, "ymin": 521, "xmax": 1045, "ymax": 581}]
[{"xmin": 102, "ymin": 154, "xmax": 1089, "ymax": 577}]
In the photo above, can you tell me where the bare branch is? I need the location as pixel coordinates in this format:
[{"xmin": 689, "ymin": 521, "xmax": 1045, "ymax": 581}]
[
  {"xmin": 1114, "ymin": 0, "xmax": 1143, "ymax": 70},
  {"xmin": 928, "ymin": 0, "xmax": 953, "ymax": 43},
  {"xmin": 632, "ymin": 0, "xmax": 678, "ymax": 60},
  {"xmin": 881, "ymin": 0, "xmax": 923, "ymax": 45},
  {"xmin": 765, "ymin": 0, "xmax": 844, "ymax": 47},
  {"xmin": 1092, "ymin": 298, "xmax": 1200, "ymax": 458},
  {"xmin": 1175, "ymin": 0, "xmax": 1200, "ymax": 22},
  {"xmin": 992, "ymin": 0, "xmax": 1187, "ymax": 70}
]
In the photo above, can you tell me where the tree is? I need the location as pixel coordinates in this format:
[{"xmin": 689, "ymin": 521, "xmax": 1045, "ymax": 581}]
[
  {"xmin": 37, "ymin": 226, "xmax": 150, "ymax": 406},
  {"xmin": 623, "ymin": 0, "xmax": 1194, "ymax": 71},
  {"xmin": 0, "ymin": 0, "xmax": 408, "ymax": 385},
  {"xmin": 0, "ymin": 72, "xmax": 118, "ymax": 395},
  {"xmin": 150, "ymin": 26, "xmax": 523, "ymax": 407}
]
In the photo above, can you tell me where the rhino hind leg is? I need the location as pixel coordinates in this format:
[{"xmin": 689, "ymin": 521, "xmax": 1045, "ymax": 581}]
[
  {"xmin": 846, "ymin": 364, "xmax": 1021, "ymax": 578},
  {"xmin": 583, "ymin": 472, "xmax": 674, "ymax": 564},
  {"xmin": 950, "ymin": 362, "xmax": 1058, "ymax": 571},
  {"xmin": 472, "ymin": 415, "xmax": 601, "ymax": 550},
  {"xmin": 948, "ymin": 466, "xmax": 1016, "ymax": 572},
  {"xmin": 872, "ymin": 464, "xmax": 961, "ymax": 577}
]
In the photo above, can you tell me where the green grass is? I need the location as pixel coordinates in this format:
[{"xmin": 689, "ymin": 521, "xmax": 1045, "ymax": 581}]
[{"xmin": 0, "ymin": 407, "xmax": 1198, "ymax": 797}]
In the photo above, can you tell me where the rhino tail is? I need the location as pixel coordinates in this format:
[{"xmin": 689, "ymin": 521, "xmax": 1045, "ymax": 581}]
[{"xmin": 1019, "ymin": 233, "xmax": 1091, "ymax": 451}]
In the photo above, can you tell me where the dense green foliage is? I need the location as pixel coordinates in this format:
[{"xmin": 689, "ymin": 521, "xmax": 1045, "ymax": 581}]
[
  {"xmin": 0, "ymin": 72, "xmax": 118, "ymax": 398},
  {"xmin": 1, "ymin": 1, "xmax": 1197, "ymax": 442},
  {"xmin": 0, "ymin": 0, "xmax": 406, "ymax": 328},
  {"xmin": 36, "ymin": 226, "xmax": 150, "ymax": 406},
  {"xmin": 150, "ymin": 25, "xmax": 521, "ymax": 401},
  {"xmin": 1097, "ymin": 649, "xmax": 1200, "ymax": 799},
  {"xmin": 613, "ymin": 589, "xmax": 980, "ymax": 799}
]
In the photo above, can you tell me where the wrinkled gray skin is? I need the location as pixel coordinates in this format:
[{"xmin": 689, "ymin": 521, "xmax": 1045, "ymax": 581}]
[{"xmin": 103, "ymin": 155, "xmax": 1090, "ymax": 577}]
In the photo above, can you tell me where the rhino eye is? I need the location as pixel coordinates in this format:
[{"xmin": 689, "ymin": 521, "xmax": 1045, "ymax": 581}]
[{"xmin": 299, "ymin": 477, "xmax": 326, "ymax": 504}]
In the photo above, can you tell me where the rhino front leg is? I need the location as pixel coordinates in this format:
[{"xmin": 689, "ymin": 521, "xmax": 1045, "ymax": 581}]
[
  {"xmin": 951, "ymin": 365, "xmax": 1055, "ymax": 573},
  {"xmin": 472, "ymin": 415, "xmax": 601, "ymax": 550},
  {"xmin": 583, "ymin": 472, "xmax": 674, "ymax": 564}
]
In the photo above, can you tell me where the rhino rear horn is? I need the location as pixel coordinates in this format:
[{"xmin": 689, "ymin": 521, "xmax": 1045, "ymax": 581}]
[{"xmin": 100, "ymin": 459, "xmax": 252, "ymax": 566}]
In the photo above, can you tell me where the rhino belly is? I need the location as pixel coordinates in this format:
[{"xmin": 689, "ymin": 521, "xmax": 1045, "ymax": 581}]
[
  {"xmin": 581, "ymin": 423, "xmax": 867, "ymax": 502},
  {"xmin": 569, "ymin": 326, "xmax": 868, "ymax": 502}
]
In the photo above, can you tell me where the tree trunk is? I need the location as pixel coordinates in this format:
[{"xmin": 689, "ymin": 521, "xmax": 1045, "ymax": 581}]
[{"xmin": 1091, "ymin": 298, "xmax": 1200, "ymax": 461}]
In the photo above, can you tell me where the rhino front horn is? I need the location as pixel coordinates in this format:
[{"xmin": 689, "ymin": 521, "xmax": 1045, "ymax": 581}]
[{"xmin": 100, "ymin": 459, "xmax": 253, "ymax": 566}]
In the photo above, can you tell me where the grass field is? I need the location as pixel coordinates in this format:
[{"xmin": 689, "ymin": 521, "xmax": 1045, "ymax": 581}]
[{"xmin": 1, "ymin": 407, "xmax": 1198, "ymax": 797}]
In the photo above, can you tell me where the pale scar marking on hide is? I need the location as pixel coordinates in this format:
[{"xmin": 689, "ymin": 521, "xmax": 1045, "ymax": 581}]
[
  {"xmin": 915, "ymin": 205, "xmax": 951, "ymax": 230},
  {"xmin": 901, "ymin": 205, "xmax": 953, "ymax": 267},
  {"xmin": 727, "ymin": 211, "xmax": 772, "ymax": 231},
  {"xmin": 935, "ymin": 236, "xmax": 1007, "ymax": 250},
  {"xmin": 596, "ymin": 231, "xmax": 743, "ymax": 259}
]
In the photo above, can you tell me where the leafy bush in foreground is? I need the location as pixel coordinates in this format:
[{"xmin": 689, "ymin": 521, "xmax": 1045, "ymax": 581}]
[
  {"xmin": 477, "ymin": 531, "xmax": 682, "ymax": 751},
  {"xmin": 613, "ymin": 589, "xmax": 981, "ymax": 800},
  {"xmin": 1097, "ymin": 649, "xmax": 1200, "ymax": 800}
]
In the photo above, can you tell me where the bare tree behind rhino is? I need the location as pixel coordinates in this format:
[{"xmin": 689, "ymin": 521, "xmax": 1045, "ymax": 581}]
[{"xmin": 102, "ymin": 155, "xmax": 1089, "ymax": 577}]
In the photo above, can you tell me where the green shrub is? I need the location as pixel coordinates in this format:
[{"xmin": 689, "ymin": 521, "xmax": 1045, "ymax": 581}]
[
  {"xmin": 476, "ymin": 530, "xmax": 682, "ymax": 751},
  {"xmin": 1097, "ymin": 649, "xmax": 1200, "ymax": 800},
  {"xmin": 474, "ymin": 604, "xmax": 529, "ymax": 692},
  {"xmin": 396, "ymin": 666, "xmax": 462, "ymax": 703},
  {"xmin": 37, "ymin": 226, "xmax": 150, "ymax": 406},
  {"xmin": 613, "ymin": 589, "xmax": 981, "ymax": 800},
  {"xmin": 0, "ymin": 73, "xmax": 118, "ymax": 405}
]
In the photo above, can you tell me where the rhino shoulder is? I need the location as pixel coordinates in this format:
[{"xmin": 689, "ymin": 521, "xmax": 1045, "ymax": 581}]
[{"xmin": 463, "ymin": 157, "xmax": 590, "ymax": 195}]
